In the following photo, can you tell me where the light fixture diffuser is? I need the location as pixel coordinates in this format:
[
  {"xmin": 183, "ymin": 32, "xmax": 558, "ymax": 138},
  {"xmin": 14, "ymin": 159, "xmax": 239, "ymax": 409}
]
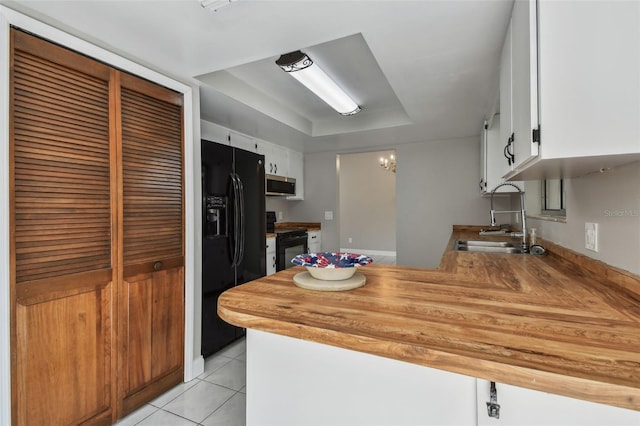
[
  {"xmin": 200, "ymin": 0, "xmax": 236, "ymax": 12},
  {"xmin": 276, "ymin": 51, "xmax": 361, "ymax": 116}
]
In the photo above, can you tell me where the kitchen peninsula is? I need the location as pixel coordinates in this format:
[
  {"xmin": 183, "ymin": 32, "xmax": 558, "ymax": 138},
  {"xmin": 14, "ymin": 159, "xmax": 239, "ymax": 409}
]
[{"xmin": 218, "ymin": 226, "xmax": 640, "ymax": 425}]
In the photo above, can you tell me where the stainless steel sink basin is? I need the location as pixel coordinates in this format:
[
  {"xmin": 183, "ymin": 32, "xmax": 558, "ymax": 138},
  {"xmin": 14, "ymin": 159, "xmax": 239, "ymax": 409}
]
[{"xmin": 453, "ymin": 240, "xmax": 522, "ymax": 254}]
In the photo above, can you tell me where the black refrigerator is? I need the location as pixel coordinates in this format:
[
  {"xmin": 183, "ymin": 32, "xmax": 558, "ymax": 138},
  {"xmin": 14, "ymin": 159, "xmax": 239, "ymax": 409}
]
[{"xmin": 201, "ymin": 139, "xmax": 266, "ymax": 357}]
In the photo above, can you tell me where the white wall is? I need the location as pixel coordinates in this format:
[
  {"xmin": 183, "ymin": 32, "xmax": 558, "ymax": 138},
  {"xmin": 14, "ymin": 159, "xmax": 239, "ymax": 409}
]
[
  {"xmin": 338, "ymin": 150, "xmax": 396, "ymax": 253},
  {"xmin": 528, "ymin": 161, "xmax": 640, "ymax": 275},
  {"xmin": 292, "ymin": 137, "xmax": 502, "ymax": 267},
  {"xmin": 289, "ymin": 152, "xmax": 341, "ymax": 251},
  {"xmin": 396, "ymin": 136, "xmax": 497, "ymax": 267}
]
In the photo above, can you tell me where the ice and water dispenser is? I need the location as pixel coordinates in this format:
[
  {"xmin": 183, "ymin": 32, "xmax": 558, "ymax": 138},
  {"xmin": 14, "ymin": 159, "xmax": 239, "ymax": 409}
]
[{"xmin": 205, "ymin": 195, "xmax": 227, "ymax": 238}]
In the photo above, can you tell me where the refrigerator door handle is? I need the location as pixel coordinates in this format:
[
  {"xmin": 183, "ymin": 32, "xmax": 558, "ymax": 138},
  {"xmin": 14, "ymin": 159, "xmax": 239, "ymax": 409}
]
[
  {"xmin": 236, "ymin": 173, "xmax": 246, "ymax": 265},
  {"xmin": 230, "ymin": 172, "xmax": 240, "ymax": 267}
]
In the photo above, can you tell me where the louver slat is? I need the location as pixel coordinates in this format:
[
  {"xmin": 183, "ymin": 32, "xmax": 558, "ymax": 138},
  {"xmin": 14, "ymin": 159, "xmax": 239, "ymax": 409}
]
[
  {"xmin": 12, "ymin": 50, "xmax": 111, "ymax": 284},
  {"xmin": 121, "ymin": 86, "xmax": 183, "ymax": 266}
]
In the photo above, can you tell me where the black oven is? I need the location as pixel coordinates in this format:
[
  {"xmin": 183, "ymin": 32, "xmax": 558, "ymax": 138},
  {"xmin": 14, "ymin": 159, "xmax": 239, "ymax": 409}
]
[{"xmin": 275, "ymin": 229, "xmax": 308, "ymax": 271}]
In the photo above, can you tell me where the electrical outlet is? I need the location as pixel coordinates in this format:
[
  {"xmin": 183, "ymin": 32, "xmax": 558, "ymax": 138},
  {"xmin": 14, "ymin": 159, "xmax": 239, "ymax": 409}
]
[
  {"xmin": 278, "ymin": 211, "xmax": 283, "ymax": 220},
  {"xmin": 324, "ymin": 211, "xmax": 333, "ymax": 220},
  {"xmin": 348, "ymin": 237, "xmax": 353, "ymax": 244},
  {"xmin": 585, "ymin": 222, "xmax": 598, "ymax": 252}
]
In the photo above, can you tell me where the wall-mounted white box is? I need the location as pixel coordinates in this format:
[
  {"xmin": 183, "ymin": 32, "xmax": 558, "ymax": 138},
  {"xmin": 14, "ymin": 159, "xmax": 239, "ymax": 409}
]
[{"xmin": 585, "ymin": 222, "xmax": 598, "ymax": 252}]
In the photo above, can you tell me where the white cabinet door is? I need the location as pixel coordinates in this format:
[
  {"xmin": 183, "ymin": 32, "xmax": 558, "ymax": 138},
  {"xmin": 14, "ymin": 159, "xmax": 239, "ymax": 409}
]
[
  {"xmin": 538, "ymin": 0, "xmax": 639, "ymax": 160},
  {"xmin": 248, "ymin": 330, "xmax": 478, "ymax": 426},
  {"xmin": 499, "ymin": 19, "xmax": 514, "ymax": 172},
  {"xmin": 259, "ymin": 141, "xmax": 289, "ymax": 176},
  {"xmin": 510, "ymin": 0, "xmax": 539, "ymax": 170},
  {"xmin": 477, "ymin": 380, "xmax": 640, "ymax": 426},
  {"xmin": 483, "ymin": 115, "xmax": 523, "ymax": 194},
  {"xmin": 266, "ymin": 237, "xmax": 276, "ymax": 276},
  {"xmin": 505, "ymin": 0, "xmax": 640, "ymax": 179},
  {"xmin": 229, "ymin": 132, "xmax": 257, "ymax": 153},
  {"xmin": 480, "ymin": 121, "xmax": 488, "ymax": 193},
  {"xmin": 307, "ymin": 230, "xmax": 321, "ymax": 253},
  {"xmin": 286, "ymin": 150, "xmax": 304, "ymax": 200}
]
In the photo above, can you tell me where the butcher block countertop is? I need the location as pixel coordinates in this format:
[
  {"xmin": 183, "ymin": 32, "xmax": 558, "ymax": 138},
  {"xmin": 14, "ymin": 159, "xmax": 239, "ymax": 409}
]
[{"xmin": 218, "ymin": 225, "xmax": 640, "ymax": 411}]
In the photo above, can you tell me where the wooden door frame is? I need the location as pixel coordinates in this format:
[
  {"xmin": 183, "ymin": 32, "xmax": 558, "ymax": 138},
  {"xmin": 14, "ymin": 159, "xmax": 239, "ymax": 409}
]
[{"xmin": 0, "ymin": 7, "xmax": 200, "ymax": 425}]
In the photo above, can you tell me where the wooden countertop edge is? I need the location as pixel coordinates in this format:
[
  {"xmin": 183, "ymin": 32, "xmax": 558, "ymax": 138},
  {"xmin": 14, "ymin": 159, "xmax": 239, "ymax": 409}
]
[
  {"xmin": 218, "ymin": 304, "xmax": 640, "ymax": 411},
  {"xmin": 275, "ymin": 222, "xmax": 321, "ymax": 231}
]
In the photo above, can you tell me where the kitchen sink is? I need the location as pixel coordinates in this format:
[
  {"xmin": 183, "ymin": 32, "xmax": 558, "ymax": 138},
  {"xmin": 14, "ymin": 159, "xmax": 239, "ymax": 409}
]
[{"xmin": 453, "ymin": 240, "xmax": 523, "ymax": 254}]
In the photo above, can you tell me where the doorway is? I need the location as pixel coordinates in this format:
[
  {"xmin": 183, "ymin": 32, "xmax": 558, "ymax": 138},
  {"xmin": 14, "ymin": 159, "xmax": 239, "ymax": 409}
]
[{"xmin": 337, "ymin": 150, "xmax": 396, "ymax": 263}]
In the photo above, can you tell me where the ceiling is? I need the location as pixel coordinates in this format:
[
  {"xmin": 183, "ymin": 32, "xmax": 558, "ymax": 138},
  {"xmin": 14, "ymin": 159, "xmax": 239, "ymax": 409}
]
[{"xmin": 2, "ymin": 0, "xmax": 513, "ymax": 153}]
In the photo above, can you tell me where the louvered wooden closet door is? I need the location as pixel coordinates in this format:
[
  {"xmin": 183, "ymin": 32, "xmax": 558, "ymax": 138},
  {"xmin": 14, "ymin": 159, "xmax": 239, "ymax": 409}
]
[
  {"xmin": 10, "ymin": 29, "xmax": 115, "ymax": 425},
  {"xmin": 117, "ymin": 72, "xmax": 185, "ymax": 415}
]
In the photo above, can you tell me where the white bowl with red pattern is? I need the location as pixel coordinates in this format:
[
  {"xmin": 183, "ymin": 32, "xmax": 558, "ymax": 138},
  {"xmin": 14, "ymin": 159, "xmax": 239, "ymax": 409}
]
[{"xmin": 291, "ymin": 252, "xmax": 373, "ymax": 281}]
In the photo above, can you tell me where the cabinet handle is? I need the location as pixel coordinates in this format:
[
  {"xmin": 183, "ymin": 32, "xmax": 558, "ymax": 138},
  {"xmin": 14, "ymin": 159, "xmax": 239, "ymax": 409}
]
[
  {"xmin": 479, "ymin": 178, "xmax": 485, "ymax": 190},
  {"xmin": 507, "ymin": 133, "xmax": 515, "ymax": 163},
  {"xmin": 153, "ymin": 261, "xmax": 163, "ymax": 271},
  {"xmin": 274, "ymin": 163, "xmax": 277, "ymax": 174},
  {"xmin": 503, "ymin": 143, "xmax": 512, "ymax": 166},
  {"xmin": 486, "ymin": 381, "xmax": 501, "ymax": 419}
]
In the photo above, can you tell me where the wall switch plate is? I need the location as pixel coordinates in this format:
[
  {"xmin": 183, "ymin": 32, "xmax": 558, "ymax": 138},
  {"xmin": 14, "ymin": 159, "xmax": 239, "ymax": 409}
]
[
  {"xmin": 348, "ymin": 237, "xmax": 353, "ymax": 244},
  {"xmin": 585, "ymin": 222, "xmax": 598, "ymax": 252},
  {"xmin": 324, "ymin": 211, "xmax": 333, "ymax": 220},
  {"xmin": 278, "ymin": 211, "xmax": 283, "ymax": 220}
]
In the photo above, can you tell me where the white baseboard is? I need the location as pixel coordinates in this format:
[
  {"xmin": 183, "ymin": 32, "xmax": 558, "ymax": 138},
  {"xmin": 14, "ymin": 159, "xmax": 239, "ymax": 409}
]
[
  {"xmin": 187, "ymin": 355, "xmax": 205, "ymax": 381},
  {"xmin": 339, "ymin": 248, "xmax": 396, "ymax": 257}
]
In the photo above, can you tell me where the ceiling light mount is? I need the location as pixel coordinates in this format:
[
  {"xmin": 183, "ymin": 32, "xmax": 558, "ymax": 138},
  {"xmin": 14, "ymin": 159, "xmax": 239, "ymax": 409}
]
[{"xmin": 276, "ymin": 50, "xmax": 361, "ymax": 116}]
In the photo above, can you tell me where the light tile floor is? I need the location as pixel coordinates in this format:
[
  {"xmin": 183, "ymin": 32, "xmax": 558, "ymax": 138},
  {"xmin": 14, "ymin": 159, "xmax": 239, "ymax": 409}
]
[
  {"xmin": 115, "ymin": 338, "xmax": 247, "ymax": 426},
  {"xmin": 116, "ymin": 255, "xmax": 396, "ymax": 426}
]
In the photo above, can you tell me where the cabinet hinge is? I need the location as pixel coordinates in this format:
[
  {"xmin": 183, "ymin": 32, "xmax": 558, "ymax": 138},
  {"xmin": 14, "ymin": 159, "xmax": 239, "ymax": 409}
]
[{"xmin": 532, "ymin": 126, "xmax": 541, "ymax": 145}]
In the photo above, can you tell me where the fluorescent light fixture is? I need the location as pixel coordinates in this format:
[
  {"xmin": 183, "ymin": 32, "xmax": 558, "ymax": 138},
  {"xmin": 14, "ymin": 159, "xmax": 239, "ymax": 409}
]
[
  {"xmin": 276, "ymin": 51, "xmax": 361, "ymax": 116},
  {"xmin": 201, "ymin": 0, "xmax": 236, "ymax": 11}
]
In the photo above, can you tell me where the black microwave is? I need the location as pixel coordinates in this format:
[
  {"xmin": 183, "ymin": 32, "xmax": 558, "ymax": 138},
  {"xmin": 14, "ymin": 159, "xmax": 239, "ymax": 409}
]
[{"xmin": 266, "ymin": 174, "xmax": 296, "ymax": 196}]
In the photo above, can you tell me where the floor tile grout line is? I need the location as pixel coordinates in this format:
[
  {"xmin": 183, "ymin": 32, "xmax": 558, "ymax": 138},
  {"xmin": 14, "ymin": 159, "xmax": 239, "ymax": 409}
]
[{"xmin": 199, "ymin": 389, "xmax": 242, "ymax": 424}]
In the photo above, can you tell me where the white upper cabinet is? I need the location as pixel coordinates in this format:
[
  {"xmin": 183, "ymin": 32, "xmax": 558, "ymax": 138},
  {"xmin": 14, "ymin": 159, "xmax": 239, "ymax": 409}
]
[
  {"xmin": 499, "ymin": 20, "xmax": 514, "ymax": 172},
  {"xmin": 481, "ymin": 115, "xmax": 523, "ymax": 194},
  {"xmin": 201, "ymin": 120, "xmax": 304, "ymax": 200},
  {"xmin": 504, "ymin": 0, "xmax": 640, "ymax": 180},
  {"xmin": 258, "ymin": 141, "xmax": 289, "ymax": 177},
  {"xmin": 229, "ymin": 132, "xmax": 258, "ymax": 153},
  {"xmin": 286, "ymin": 150, "xmax": 304, "ymax": 200},
  {"xmin": 498, "ymin": 0, "xmax": 538, "ymax": 175},
  {"xmin": 510, "ymin": 0, "xmax": 539, "ymax": 171}
]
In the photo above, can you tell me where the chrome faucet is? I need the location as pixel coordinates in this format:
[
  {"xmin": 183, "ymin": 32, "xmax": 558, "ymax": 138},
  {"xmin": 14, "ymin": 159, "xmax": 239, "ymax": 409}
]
[{"xmin": 489, "ymin": 183, "xmax": 528, "ymax": 253}]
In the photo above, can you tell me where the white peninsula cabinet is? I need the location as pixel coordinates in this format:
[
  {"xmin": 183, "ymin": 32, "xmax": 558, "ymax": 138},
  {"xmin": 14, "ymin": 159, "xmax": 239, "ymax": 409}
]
[
  {"xmin": 247, "ymin": 331, "xmax": 640, "ymax": 426},
  {"xmin": 266, "ymin": 236, "xmax": 276, "ymax": 276},
  {"xmin": 503, "ymin": 0, "xmax": 640, "ymax": 180},
  {"xmin": 477, "ymin": 379, "xmax": 639, "ymax": 426},
  {"xmin": 246, "ymin": 330, "xmax": 477, "ymax": 426},
  {"xmin": 307, "ymin": 230, "xmax": 321, "ymax": 253}
]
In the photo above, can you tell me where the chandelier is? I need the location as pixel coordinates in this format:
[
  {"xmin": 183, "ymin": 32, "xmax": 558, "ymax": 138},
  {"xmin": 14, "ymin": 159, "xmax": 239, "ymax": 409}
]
[{"xmin": 379, "ymin": 154, "xmax": 396, "ymax": 173}]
